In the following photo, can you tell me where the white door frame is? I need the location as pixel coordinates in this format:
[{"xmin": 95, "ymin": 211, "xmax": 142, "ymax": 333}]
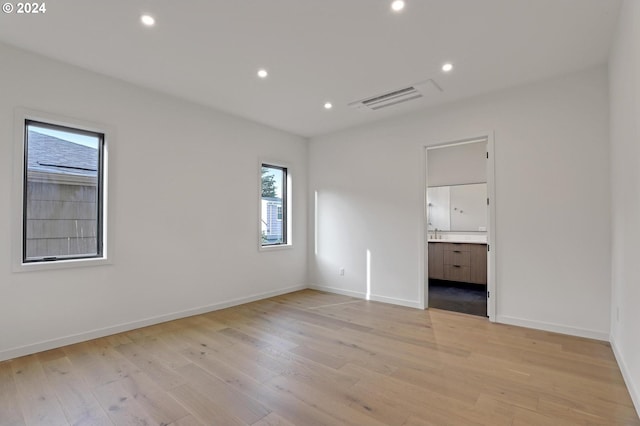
[{"xmin": 419, "ymin": 133, "xmax": 497, "ymax": 321}]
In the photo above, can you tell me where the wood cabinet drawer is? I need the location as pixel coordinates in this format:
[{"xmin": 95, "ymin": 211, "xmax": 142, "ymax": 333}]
[
  {"xmin": 442, "ymin": 243, "xmax": 471, "ymax": 252},
  {"xmin": 444, "ymin": 264, "xmax": 471, "ymax": 282},
  {"xmin": 443, "ymin": 250, "xmax": 470, "ymax": 267}
]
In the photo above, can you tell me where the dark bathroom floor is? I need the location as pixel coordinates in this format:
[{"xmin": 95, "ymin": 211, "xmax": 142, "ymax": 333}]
[{"xmin": 428, "ymin": 279, "xmax": 487, "ymax": 317}]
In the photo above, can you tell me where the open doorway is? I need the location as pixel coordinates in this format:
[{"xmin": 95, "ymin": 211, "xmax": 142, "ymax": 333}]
[{"xmin": 424, "ymin": 137, "xmax": 496, "ymax": 319}]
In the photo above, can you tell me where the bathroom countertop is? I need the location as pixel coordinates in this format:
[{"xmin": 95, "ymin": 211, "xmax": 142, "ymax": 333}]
[{"xmin": 427, "ymin": 238, "xmax": 487, "ymax": 244}]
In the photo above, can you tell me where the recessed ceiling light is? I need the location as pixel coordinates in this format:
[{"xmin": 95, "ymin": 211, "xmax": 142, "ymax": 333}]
[
  {"xmin": 324, "ymin": 102, "xmax": 333, "ymax": 110},
  {"xmin": 257, "ymin": 69, "xmax": 268, "ymax": 78},
  {"xmin": 391, "ymin": 0, "xmax": 405, "ymax": 12},
  {"xmin": 442, "ymin": 63, "xmax": 454, "ymax": 72},
  {"xmin": 140, "ymin": 14, "xmax": 155, "ymax": 26}
]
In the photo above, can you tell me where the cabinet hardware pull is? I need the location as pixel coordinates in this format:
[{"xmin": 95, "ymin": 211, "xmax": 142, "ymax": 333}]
[
  {"xmin": 453, "ymin": 250, "xmax": 461, "ymax": 253},
  {"xmin": 453, "ymin": 265, "xmax": 461, "ymax": 268}
]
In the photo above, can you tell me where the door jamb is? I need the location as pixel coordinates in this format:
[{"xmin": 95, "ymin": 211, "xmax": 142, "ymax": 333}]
[{"xmin": 420, "ymin": 133, "xmax": 497, "ymax": 322}]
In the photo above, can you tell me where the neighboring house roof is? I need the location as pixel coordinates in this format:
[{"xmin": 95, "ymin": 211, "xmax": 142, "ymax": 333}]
[
  {"xmin": 27, "ymin": 130, "xmax": 97, "ymax": 178},
  {"xmin": 262, "ymin": 197, "xmax": 282, "ymax": 202}
]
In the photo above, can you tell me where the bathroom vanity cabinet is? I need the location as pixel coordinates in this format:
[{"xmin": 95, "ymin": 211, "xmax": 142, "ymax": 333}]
[{"xmin": 428, "ymin": 242, "xmax": 487, "ymax": 285}]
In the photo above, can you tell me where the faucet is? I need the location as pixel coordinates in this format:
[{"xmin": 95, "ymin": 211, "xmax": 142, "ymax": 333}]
[{"xmin": 434, "ymin": 228, "xmax": 438, "ymax": 240}]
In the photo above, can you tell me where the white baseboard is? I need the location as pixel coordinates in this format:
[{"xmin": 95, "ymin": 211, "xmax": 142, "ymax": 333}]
[
  {"xmin": 611, "ymin": 338, "xmax": 640, "ymax": 418},
  {"xmin": 309, "ymin": 284, "xmax": 422, "ymax": 309},
  {"xmin": 0, "ymin": 284, "xmax": 307, "ymax": 362},
  {"xmin": 369, "ymin": 294, "xmax": 423, "ymax": 309},
  {"xmin": 496, "ymin": 315, "xmax": 609, "ymax": 341},
  {"xmin": 308, "ymin": 284, "xmax": 366, "ymax": 299}
]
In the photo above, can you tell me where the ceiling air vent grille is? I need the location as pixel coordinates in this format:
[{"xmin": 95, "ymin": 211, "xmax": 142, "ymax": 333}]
[{"xmin": 349, "ymin": 79, "xmax": 442, "ymax": 111}]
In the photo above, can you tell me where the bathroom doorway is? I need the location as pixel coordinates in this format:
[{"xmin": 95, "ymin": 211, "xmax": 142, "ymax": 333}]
[{"xmin": 424, "ymin": 136, "xmax": 496, "ymax": 320}]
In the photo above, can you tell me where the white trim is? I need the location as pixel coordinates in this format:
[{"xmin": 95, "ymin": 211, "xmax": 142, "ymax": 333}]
[
  {"xmin": 486, "ymin": 134, "xmax": 497, "ymax": 321},
  {"xmin": 309, "ymin": 284, "xmax": 422, "ymax": 309},
  {"xmin": 496, "ymin": 315, "xmax": 609, "ymax": 341},
  {"xmin": 12, "ymin": 108, "xmax": 114, "ymax": 273},
  {"xmin": 422, "ymin": 133, "xmax": 497, "ymax": 321},
  {"xmin": 426, "ymin": 138, "xmax": 489, "ymax": 150},
  {"xmin": 611, "ymin": 338, "xmax": 640, "ymax": 418},
  {"xmin": 13, "ymin": 256, "xmax": 112, "ymax": 272},
  {"xmin": 369, "ymin": 294, "xmax": 422, "ymax": 309},
  {"xmin": 419, "ymin": 146, "xmax": 428, "ymax": 309},
  {"xmin": 259, "ymin": 243, "xmax": 293, "ymax": 252},
  {"xmin": 0, "ymin": 284, "xmax": 307, "ymax": 362},
  {"xmin": 309, "ymin": 284, "xmax": 365, "ymax": 299}
]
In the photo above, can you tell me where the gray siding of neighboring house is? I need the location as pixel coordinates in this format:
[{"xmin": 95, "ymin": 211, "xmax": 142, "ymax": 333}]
[
  {"xmin": 262, "ymin": 197, "xmax": 283, "ymax": 243},
  {"xmin": 266, "ymin": 202, "xmax": 282, "ymax": 240},
  {"xmin": 25, "ymin": 181, "xmax": 97, "ymax": 258}
]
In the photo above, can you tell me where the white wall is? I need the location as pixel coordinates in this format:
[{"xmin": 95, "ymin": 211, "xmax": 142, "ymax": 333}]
[
  {"xmin": 0, "ymin": 42, "xmax": 308, "ymax": 361},
  {"xmin": 609, "ymin": 0, "xmax": 640, "ymax": 414},
  {"xmin": 427, "ymin": 140, "xmax": 487, "ymax": 186},
  {"xmin": 449, "ymin": 184, "xmax": 487, "ymax": 232},
  {"xmin": 309, "ymin": 66, "xmax": 611, "ymax": 338},
  {"xmin": 426, "ymin": 186, "xmax": 450, "ymax": 231}
]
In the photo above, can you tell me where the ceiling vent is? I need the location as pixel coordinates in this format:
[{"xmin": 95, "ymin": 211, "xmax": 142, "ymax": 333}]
[{"xmin": 348, "ymin": 79, "xmax": 442, "ymax": 111}]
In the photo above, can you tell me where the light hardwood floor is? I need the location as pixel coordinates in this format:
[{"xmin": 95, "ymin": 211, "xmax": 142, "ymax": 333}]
[{"xmin": 1, "ymin": 289, "xmax": 638, "ymax": 425}]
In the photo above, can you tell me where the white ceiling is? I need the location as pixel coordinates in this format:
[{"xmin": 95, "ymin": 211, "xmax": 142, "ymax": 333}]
[{"xmin": 0, "ymin": 0, "xmax": 622, "ymax": 137}]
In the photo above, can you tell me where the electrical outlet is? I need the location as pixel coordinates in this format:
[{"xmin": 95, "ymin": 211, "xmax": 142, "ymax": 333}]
[{"xmin": 339, "ymin": 267, "xmax": 345, "ymax": 276}]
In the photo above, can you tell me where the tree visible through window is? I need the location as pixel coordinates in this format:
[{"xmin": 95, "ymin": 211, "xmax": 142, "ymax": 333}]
[
  {"xmin": 23, "ymin": 120, "xmax": 104, "ymax": 262},
  {"xmin": 261, "ymin": 164, "xmax": 287, "ymax": 246}
]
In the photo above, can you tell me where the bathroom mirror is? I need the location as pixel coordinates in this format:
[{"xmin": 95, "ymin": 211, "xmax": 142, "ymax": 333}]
[{"xmin": 427, "ymin": 183, "xmax": 487, "ymax": 232}]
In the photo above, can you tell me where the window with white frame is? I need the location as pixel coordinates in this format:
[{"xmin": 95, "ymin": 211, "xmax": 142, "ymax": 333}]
[
  {"xmin": 22, "ymin": 120, "xmax": 105, "ymax": 263},
  {"xmin": 261, "ymin": 164, "xmax": 287, "ymax": 246}
]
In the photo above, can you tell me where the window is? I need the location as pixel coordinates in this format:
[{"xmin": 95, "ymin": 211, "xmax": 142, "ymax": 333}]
[
  {"xmin": 261, "ymin": 163, "xmax": 287, "ymax": 246},
  {"xmin": 22, "ymin": 120, "xmax": 105, "ymax": 263}
]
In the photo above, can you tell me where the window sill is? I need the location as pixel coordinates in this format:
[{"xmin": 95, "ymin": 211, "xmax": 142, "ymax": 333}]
[
  {"xmin": 259, "ymin": 244, "xmax": 293, "ymax": 252},
  {"xmin": 13, "ymin": 256, "xmax": 111, "ymax": 273}
]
